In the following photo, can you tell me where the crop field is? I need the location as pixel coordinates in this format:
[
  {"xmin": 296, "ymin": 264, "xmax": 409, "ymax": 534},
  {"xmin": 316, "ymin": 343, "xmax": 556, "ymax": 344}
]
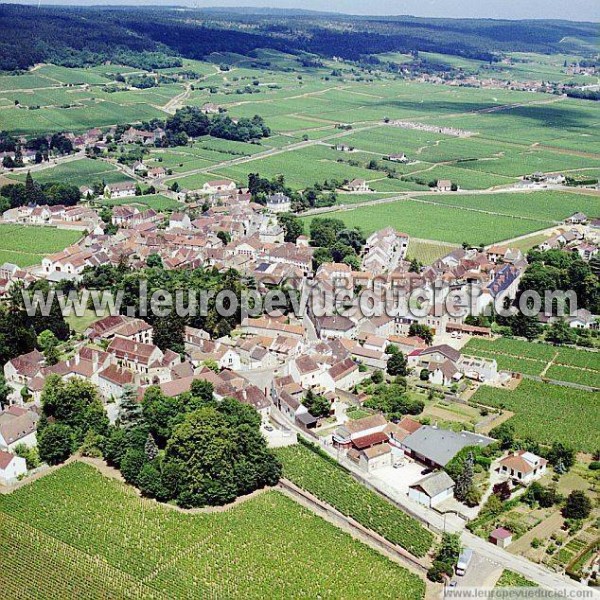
[
  {"xmin": 0, "ymin": 462, "xmax": 425, "ymax": 599},
  {"xmin": 472, "ymin": 379, "xmax": 599, "ymax": 452},
  {"xmin": 98, "ymin": 194, "xmax": 180, "ymax": 212},
  {"xmin": 495, "ymin": 570, "xmax": 537, "ymax": 588},
  {"xmin": 275, "ymin": 443, "xmax": 434, "ymax": 557},
  {"xmin": 301, "ymin": 198, "xmax": 551, "ymax": 244},
  {"xmin": 7, "ymin": 158, "xmax": 132, "ymax": 187},
  {"xmin": 0, "ymin": 224, "xmax": 82, "ymax": 267},
  {"xmin": 406, "ymin": 239, "xmax": 459, "ymax": 264},
  {"xmin": 463, "ymin": 338, "xmax": 600, "ymax": 388}
]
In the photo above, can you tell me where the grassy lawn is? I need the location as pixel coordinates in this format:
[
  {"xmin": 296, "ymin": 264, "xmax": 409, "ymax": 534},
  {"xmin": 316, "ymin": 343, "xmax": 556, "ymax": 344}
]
[
  {"xmin": 65, "ymin": 309, "xmax": 99, "ymax": 335},
  {"xmin": 0, "ymin": 461, "xmax": 425, "ymax": 599}
]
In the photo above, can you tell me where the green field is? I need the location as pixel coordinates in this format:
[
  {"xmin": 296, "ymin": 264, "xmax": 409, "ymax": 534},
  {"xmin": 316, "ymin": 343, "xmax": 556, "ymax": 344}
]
[
  {"xmin": 472, "ymin": 379, "xmax": 599, "ymax": 452},
  {"xmin": 0, "ymin": 462, "xmax": 425, "ymax": 599},
  {"xmin": 495, "ymin": 570, "xmax": 537, "ymax": 588},
  {"xmin": 301, "ymin": 197, "xmax": 551, "ymax": 244},
  {"xmin": 463, "ymin": 338, "xmax": 600, "ymax": 388},
  {"xmin": 8, "ymin": 158, "xmax": 132, "ymax": 187},
  {"xmin": 0, "ymin": 224, "xmax": 82, "ymax": 267},
  {"xmin": 275, "ymin": 443, "xmax": 434, "ymax": 557},
  {"xmin": 98, "ymin": 194, "xmax": 180, "ymax": 211}
]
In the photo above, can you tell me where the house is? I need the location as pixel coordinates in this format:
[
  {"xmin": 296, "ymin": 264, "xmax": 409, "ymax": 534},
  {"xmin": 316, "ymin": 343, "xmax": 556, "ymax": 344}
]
[
  {"xmin": 0, "ymin": 450, "xmax": 27, "ymax": 484},
  {"xmin": 201, "ymin": 180, "xmax": 236, "ymax": 195},
  {"xmin": 489, "ymin": 527, "xmax": 513, "ymax": 548},
  {"xmin": 345, "ymin": 179, "xmax": 370, "ymax": 192},
  {"xmin": 201, "ymin": 103, "xmax": 221, "ymax": 114},
  {"xmin": 265, "ymin": 193, "xmax": 291, "ymax": 214},
  {"xmin": 105, "ymin": 182, "xmax": 136, "ymax": 199},
  {"xmin": 0, "ymin": 406, "xmax": 38, "ymax": 452},
  {"xmin": 312, "ymin": 315, "xmax": 356, "ymax": 340},
  {"xmin": 348, "ymin": 443, "xmax": 393, "ymax": 472},
  {"xmin": 408, "ymin": 471, "xmax": 455, "ymax": 508},
  {"xmin": 436, "ymin": 179, "xmax": 453, "ymax": 192},
  {"xmin": 148, "ymin": 167, "xmax": 166, "ymax": 180},
  {"xmin": 329, "ymin": 357, "xmax": 361, "ymax": 390},
  {"xmin": 401, "ymin": 425, "xmax": 494, "ymax": 469},
  {"xmin": 168, "ymin": 212, "xmax": 192, "ymax": 231},
  {"xmin": 388, "ymin": 153, "xmax": 409, "ymax": 163},
  {"xmin": 289, "ymin": 355, "xmax": 335, "ymax": 392},
  {"xmin": 565, "ymin": 212, "xmax": 587, "ymax": 225},
  {"xmin": 333, "ymin": 414, "xmax": 388, "ymax": 449},
  {"xmin": 566, "ymin": 309, "xmax": 597, "ymax": 330},
  {"xmin": 499, "ymin": 450, "xmax": 547, "ymax": 484}
]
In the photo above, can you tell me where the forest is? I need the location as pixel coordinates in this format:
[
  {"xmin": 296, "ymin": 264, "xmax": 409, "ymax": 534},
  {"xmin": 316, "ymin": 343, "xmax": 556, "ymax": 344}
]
[{"xmin": 0, "ymin": 4, "xmax": 597, "ymax": 71}]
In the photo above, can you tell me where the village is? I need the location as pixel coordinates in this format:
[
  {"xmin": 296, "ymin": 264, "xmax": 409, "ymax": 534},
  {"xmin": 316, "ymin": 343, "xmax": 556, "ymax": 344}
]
[{"xmin": 0, "ymin": 158, "xmax": 598, "ymax": 589}]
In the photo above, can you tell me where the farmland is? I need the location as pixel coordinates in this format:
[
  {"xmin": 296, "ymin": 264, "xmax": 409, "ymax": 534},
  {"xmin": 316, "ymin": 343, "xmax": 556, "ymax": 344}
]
[
  {"xmin": 463, "ymin": 338, "xmax": 600, "ymax": 388},
  {"xmin": 472, "ymin": 379, "xmax": 599, "ymax": 452},
  {"xmin": 7, "ymin": 158, "xmax": 132, "ymax": 187},
  {"xmin": 0, "ymin": 462, "xmax": 426, "ymax": 599},
  {"xmin": 274, "ymin": 442, "xmax": 434, "ymax": 557},
  {"xmin": 98, "ymin": 194, "xmax": 181, "ymax": 212},
  {"xmin": 0, "ymin": 224, "xmax": 82, "ymax": 267},
  {"xmin": 300, "ymin": 198, "xmax": 552, "ymax": 244}
]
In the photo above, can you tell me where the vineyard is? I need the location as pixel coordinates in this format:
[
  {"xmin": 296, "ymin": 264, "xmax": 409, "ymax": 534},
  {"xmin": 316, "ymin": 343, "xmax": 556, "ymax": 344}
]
[
  {"xmin": 274, "ymin": 442, "xmax": 434, "ymax": 558},
  {"xmin": 0, "ymin": 462, "xmax": 425, "ymax": 599},
  {"xmin": 0, "ymin": 224, "xmax": 82, "ymax": 267},
  {"xmin": 463, "ymin": 338, "xmax": 600, "ymax": 389},
  {"xmin": 472, "ymin": 379, "xmax": 599, "ymax": 452}
]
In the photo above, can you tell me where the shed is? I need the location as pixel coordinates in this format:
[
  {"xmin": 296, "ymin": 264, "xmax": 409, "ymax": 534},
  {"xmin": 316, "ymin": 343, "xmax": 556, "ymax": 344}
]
[
  {"xmin": 489, "ymin": 527, "xmax": 512, "ymax": 548},
  {"xmin": 408, "ymin": 470, "xmax": 455, "ymax": 507}
]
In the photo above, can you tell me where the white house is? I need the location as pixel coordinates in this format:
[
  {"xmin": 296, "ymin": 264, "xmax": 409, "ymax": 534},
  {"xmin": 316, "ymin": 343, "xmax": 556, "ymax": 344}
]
[
  {"xmin": 0, "ymin": 450, "xmax": 27, "ymax": 484},
  {"xmin": 265, "ymin": 193, "xmax": 291, "ymax": 213},
  {"xmin": 408, "ymin": 471, "xmax": 455, "ymax": 507},
  {"xmin": 0, "ymin": 406, "xmax": 38, "ymax": 452},
  {"xmin": 499, "ymin": 451, "xmax": 547, "ymax": 484},
  {"xmin": 201, "ymin": 180, "xmax": 236, "ymax": 195}
]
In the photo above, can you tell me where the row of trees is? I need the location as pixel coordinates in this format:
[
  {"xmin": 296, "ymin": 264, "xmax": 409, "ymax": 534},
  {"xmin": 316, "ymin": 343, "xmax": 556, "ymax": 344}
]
[{"xmin": 0, "ymin": 172, "xmax": 81, "ymax": 210}]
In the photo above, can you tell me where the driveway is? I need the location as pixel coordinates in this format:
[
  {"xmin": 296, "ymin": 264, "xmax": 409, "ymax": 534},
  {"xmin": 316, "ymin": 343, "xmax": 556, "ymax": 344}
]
[
  {"xmin": 373, "ymin": 461, "xmax": 431, "ymax": 497},
  {"xmin": 449, "ymin": 551, "xmax": 503, "ymax": 590}
]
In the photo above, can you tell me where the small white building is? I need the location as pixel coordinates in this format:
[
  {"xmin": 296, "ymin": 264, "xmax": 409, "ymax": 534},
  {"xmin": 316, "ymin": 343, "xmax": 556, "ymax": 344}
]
[
  {"xmin": 266, "ymin": 193, "xmax": 291, "ymax": 214},
  {"xmin": 0, "ymin": 450, "xmax": 27, "ymax": 484},
  {"xmin": 499, "ymin": 450, "xmax": 547, "ymax": 484},
  {"xmin": 408, "ymin": 470, "xmax": 455, "ymax": 508}
]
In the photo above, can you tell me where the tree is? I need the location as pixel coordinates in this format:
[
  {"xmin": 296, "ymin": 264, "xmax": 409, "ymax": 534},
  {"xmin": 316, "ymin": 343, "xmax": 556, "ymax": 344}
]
[
  {"xmin": 278, "ymin": 213, "xmax": 304, "ymax": 243},
  {"xmin": 454, "ymin": 452, "xmax": 474, "ymax": 502},
  {"xmin": 41, "ymin": 375, "xmax": 108, "ymax": 444},
  {"xmin": 546, "ymin": 318, "xmax": 577, "ymax": 345},
  {"xmin": 371, "ymin": 369, "xmax": 384, "ymax": 384},
  {"xmin": 562, "ymin": 490, "xmax": 592, "ymax": 520},
  {"xmin": 427, "ymin": 533, "xmax": 461, "ymax": 582},
  {"xmin": 146, "ymin": 253, "xmax": 163, "ymax": 268},
  {"xmin": 144, "ymin": 432, "xmax": 159, "ymax": 461},
  {"xmin": 409, "ymin": 324, "xmax": 433, "ymax": 345},
  {"xmin": 14, "ymin": 443, "xmax": 40, "ymax": 470},
  {"xmin": 509, "ymin": 311, "xmax": 542, "ymax": 341},
  {"xmin": 0, "ymin": 372, "xmax": 11, "ymax": 409},
  {"xmin": 302, "ymin": 388, "xmax": 330, "ymax": 418},
  {"xmin": 217, "ymin": 230, "xmax": 231, "ymax": 245},
  {"xmin": 387, "ymin": 351, "xmax": 408, "ymax": 376},
  {"xmin": 118, "ymin": 384, "xmax": 143, "ymax": 430},
  {"xmin": 37, "ymin": 422, "xmax": 74, "ymax": 465},
  {"xmin": 492, "ymin": 481, "xmax": 511, "ymax": 501},
  {"xmin": 547, "ymin": 442, "xmax": 575, "ymax": 472},
  {"xmin": 490, "ymin": 421, "xmax": 514, "ymax": 450},
  {"xmin": 37, "ymin": 329, "xmax": 60, "ymax": 365}
]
